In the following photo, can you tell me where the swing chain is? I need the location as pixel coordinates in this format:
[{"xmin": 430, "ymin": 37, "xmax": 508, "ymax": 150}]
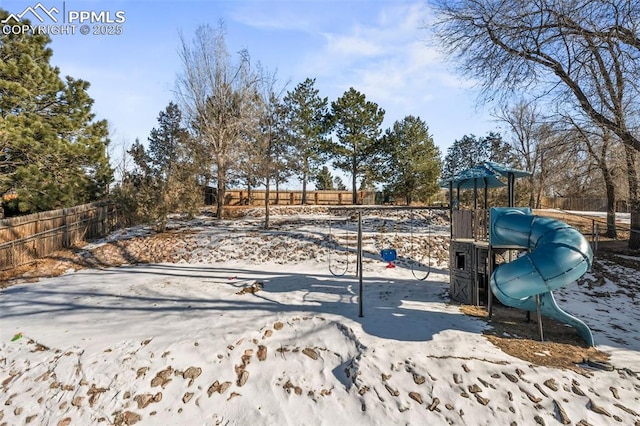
[{"xmin": 328, "ymin": 213, "xmax": 349, "ymax": 277}]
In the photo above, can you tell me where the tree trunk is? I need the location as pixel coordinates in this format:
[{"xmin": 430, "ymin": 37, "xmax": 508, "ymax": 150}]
[
  {"xmin": 535, "ymin": 150, "xmax": 548, "ymax": 209},
  {"xmin": 604, "ymin": 173, "xmax": 617, "ymax": 239},
  {"xmin": 631, "ymin": 200, "xmax": 640, "ymax": 250},
  {"xmin": 264, "ymin": 175, "xmax": 270, "ymax": 229},
  {"xmin": 265, "ymin": 132, "xmax": 273, "ymax": 228},
  {"xmin": 625, "ymin": 146, "xmax": 640, "ymax": 249},
  {"xmin": 352, "ymin": 173, "xmax": 358, "ymax": 205},
  {"xmin": 352, "ymin": 155, "xmax": 358, "ymax": 205},
  {"xmin": 535, "ymin": 171, "xmax": 545, "ymax": 209},
  {"xmin": 590, "ymin": 135, "xmax": 618, "ymax": 239},
  {"xmin": 216, "ymin": 166, "xmax": 225, "ymax": 220},
  {"xmin": 275, "ymin": 180, "xmax": 280, "ymax": 205},
  {"xmin": 302, "ymin": 173, "xmax": 307, "ymax": 205},
  {"xmin": 302, "ymin": 156, "xmax": 311, "ymax": 205},
  {"xmin": 528, "ymin": 175, "xmax": 536, "ymax": 208}
]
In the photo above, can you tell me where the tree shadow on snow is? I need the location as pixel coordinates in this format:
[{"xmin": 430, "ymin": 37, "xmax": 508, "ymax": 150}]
[{"xmin": 0, "ymin": 264, "xmax": 480, "ymax": 343}]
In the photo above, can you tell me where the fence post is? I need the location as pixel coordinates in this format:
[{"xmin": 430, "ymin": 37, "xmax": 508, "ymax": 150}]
[
  {"xmin": 34, "ymin": 213, "xmax": 40, "ymax": 257},
  {"xmin": 62, "ymin": 208, "xmax": 68, "ymax": 248},
  {"xmin": 102, "ymin": 204, "xmax": 108, "ymax": 235}
]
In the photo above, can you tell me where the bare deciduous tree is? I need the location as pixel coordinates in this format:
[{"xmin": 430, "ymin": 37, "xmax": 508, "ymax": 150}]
[
  {"xmin": 431, "ymin": 0, "xmax": 640, "ymax": 248},
  {"xmin": 494, "ymin": 100, "xmax": 555, "ymax": 209},
  {"xmin": 565, "ymin": 118, "xmax": 620, "ymax": 237},
  {"xmin": 175, "ymin": 22, "xmax": 259, "ymax": 219},
  {"xmin": 251, "ymin": 66, "xmax": 288, "ymax": 229}
]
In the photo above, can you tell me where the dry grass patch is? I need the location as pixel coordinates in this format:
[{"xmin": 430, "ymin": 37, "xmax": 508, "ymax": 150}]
[
  {"xmin": 0, "ymin": 249, "xmax": 83, "ymax": 287},
  {"xmin": 461, "ymin": 305, "xmax": 610, "ymax": 372}
]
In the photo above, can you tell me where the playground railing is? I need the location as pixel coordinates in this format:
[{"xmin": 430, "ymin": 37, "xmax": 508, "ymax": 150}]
[{"xmin": 451, "ymin": 209, "xmax": 489, "ymax": 241}]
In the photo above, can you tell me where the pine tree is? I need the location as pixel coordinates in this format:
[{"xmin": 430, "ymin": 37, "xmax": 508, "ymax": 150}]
[
  {"xmin": 282, "ymin": 78, "xmax": 329, "ymax": 204},
  {"xmin": 380, "ymin": 116, "xmax": 442, "ymax": 204},
  {"xmin": 442, "ymin": 132, "xmax": 515, "ymax": 179},
  {"xmin": 314, "ymin": 166, "xmax": 334, "ymax": 190},
  {"xmin": 0, "ymin": 10, "xmax": 112, "ymax": 215},
  {"xmin": 114, "ymin": 103, "xmax": 200, "ymax": 230},
  {"xmin": 148, "ymin": 102, "xmax": 200, "ymax": 228},
  {"xmin": 147, "ymin": 102, "xmax": 188, "ymax": 179},
  {"xmin": 329, "ymin": 88, "xmax": 385, "ymax": 204},
  {"xmin": 333, "ymin": 176, "xmax": 347, "ymax": 191}
]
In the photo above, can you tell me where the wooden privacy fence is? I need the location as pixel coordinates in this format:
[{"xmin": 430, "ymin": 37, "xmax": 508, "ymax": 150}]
[
  {"xmin": 0, "ymin": 202, "xmax": 114, "ymax": 270},
  {"xmin": 217, "ymin": 189, "xmax": 376, "ymax": 206}
]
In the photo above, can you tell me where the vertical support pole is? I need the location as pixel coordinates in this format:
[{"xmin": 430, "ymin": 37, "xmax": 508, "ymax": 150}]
[
  {"xmin": 449, "ymin": 181, "xmax": 454, "ymax": 240},
  {"xmin": 357, "ymin": 211, "xmax": 363, "ymax": 318},
  {"xmin": 11, "ymin": 239, "xmax": 16, "ymax": 269},
  {"xmin": 487, "ymin": 246, "xmax": 493, "ymax": 318},
  {"xmin": 536, "ymin": 294, "xmax": 544, "ymax": 342},
  {"xmin": 471, "ymin": 244, "xmax": 480, "ymax": 306},
  {"xmin": 473, "ymin": 180, "xmax": 478, "ymax": 210},
  {"xmin": 508, "ymin": 172, "xmax": 515, "ymax": 207},
  {"xmin": 483, "ymin": 179, "xmax": 489, "ymax": 209}
]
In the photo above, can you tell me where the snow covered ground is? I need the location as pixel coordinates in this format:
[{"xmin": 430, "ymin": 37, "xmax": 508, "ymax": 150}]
[{"xmin": 1, "ymin": 207, "xmax": 639, "ymax": 425}]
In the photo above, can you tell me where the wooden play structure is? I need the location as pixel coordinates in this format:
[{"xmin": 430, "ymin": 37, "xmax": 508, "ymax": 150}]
[{"xmin": 441, "ymin": 162, "xmax": 531, "ymax": 306}]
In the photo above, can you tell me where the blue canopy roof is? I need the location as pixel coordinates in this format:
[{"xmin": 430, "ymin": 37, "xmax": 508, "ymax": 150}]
[
  {"xmin": 483, "ymin": 161, "xmax": 531, "ymax": 179},
  {"xmin": 440, "ymin": 162, "xmax": 531, "ymax": 190}
]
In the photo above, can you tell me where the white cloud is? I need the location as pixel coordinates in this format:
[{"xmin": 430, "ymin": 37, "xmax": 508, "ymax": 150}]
[
  {"xmin": 291, "ymin": 4, "xmax": 436, "ymax": 113},
  {"xmin": 38, "ymin": 0, "xmax": 493, "ymax": 158},
  {"xmin": 290, "ymin": 1, "xmax": 489, "ymax": 137},
  {"xmin": 323, "ymin": 32, "xmax": 383, "ymax": 58},
  {"xmin": 230, "ymin": 1, "xmax": 355, "ymax": 34},
  {"xmin": 231, "ymin": 7, "xmax": 316, "ymax": 33}
]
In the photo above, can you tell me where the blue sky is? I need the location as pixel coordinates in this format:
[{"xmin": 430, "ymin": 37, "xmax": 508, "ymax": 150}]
[{"xmin": 2, "ymin": 0, "xmax": 497, "ymax": 164}]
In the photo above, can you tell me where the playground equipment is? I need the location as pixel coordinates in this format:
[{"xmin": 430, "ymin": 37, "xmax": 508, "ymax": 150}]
[
  {"xmin": 380, "ymin": 248, "xmax": 397, "ymax": 268},
  {"xmin": 378, "ymin": 220, "xmax": 399, "ymax": 268},
  {"xmin": 328, "ymin": 207, "xmax": 433, "ymax": 277},
  {"xmin": 326, "ymin": 206, "xmax": 436, "ymax": 316},
  {"xmin": 489, "ymin": 207, "xmax": 595, "ymax": 346},
  {"xmin": 441, "ymin": 162, "xmax": 595, "ymax": 346}
]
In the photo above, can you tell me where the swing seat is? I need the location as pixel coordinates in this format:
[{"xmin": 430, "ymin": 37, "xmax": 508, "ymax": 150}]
[{"xmin": 380, "ymin": 248, "xmax": 397, "ymax": 262}]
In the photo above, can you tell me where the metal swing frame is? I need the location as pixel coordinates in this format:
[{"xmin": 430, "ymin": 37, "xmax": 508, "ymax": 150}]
[{"xmin": 326, "ymin": 206, "xmax": 435, "ymax": 282}]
